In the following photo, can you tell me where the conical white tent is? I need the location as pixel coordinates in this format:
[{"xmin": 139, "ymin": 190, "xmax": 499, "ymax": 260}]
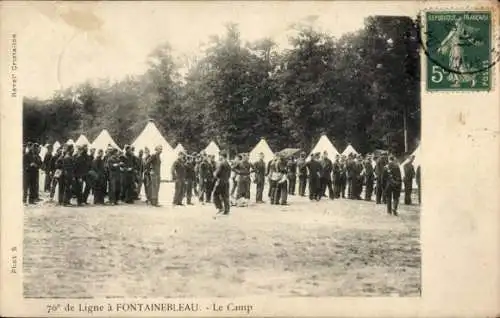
[
  {"xmin": 204, "ymin": 141, "xmax": 220, "ymax": 157},
  {"xmin": 75, "ymin": 134, "xmax": 90, "ymax": 146},
  {"xmin": 342, "ymin": 144, "xmax": 359, "ymax": 156},
  {"xmin": 174, "ymin": 143, "xmax": 186, "ymax": 153},
  {"xmin": 309, "ymin": 135, "xmax": 339, "ymax": 159},
  {"xmin": 52, "ymin": 141, "xmax": 61, "ymax": 155},
  {"xmin": 91, "ymin": 129, "xmax": 120, "ymax": 151},
  {"xmin": 249, "ymin": 138, "xmax": 274, "ymax": 164},
  {"xmin": 132, "ymin": 121, "xmax": 174, "ymax": 181}
]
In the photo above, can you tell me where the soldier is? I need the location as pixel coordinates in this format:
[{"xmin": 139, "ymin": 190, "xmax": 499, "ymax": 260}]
[
  {"xmin": 353, "ymin": 155, "xmax": 364, "ymax": 200},
  {"xmin": 120, "ymin": 145, "xmax": 137, "ymax": 204},
  {"xmin": 142, "ymin": 147, "xmax": 152, "ymax": 204},
  {"xmin": 102, "ymin": 146, "xmax": 113, "ymax": 200},
  {"xmin": 213, "ymin": 150, "xmax": 231, "ymax": 215},
  {"xmin": 286, "ymin": 156, "xmax": 297, "ymax": 195},
  {"xmin": 206, "ymin": 155, "xmax": 217, "ymax": 202},
  {"xmin": 49, "ymin": 147, "xmax": 64, "ymax": 204},
  {"xmin": 416, "ymin": 165, "xmax": 421, "ymax": 205},
  {"xmin": 42, "ymin": 144, "xmax": 54, "ymax": 193},
  {"xmin": 184, "ymin": 155, "xmax": 196, "ymax": 205},
  {"xmin": 92, "ymin": 149, "xmax": 106, "ymax": 204},
  {"xmin": 320, "ymin": 151, "xmax": 334, "ymax": 199},
  {"xmin": 234, "ymin": 153, "xmax": 252, "ymax": 203},
  {"xmin": 385, "ymin": 155, "xmax": 402, "ymax": 215},
  {"xmin": 346, "ymin": 154, "xmax": 355, "ymax": 199},
  {"xmin": 296, "ymin": 152, "xmax": 307, "ymax": 196},
  {"xmin": 192, "ymin": 152, "xmax": 200, "ymax": 197},
  {"xmin": 148, "ymin": 145, "xmax": 163, "ymax": 206},
  {"xmin": 339, "ymin": 156, "xmax": 347, "ymax": 198},
  {"xmin": 272, "ymin": 153, "xmax": 288, "ymax": 205},
  {"xmin": 267, "ymin": 154, "xmax": 277, "ymax": 199},
  {"xmin": 197, "ymin": 152, "xmax": 211, "ymax": 204},
  {"xmin": 306, "ymin": 153, "xmax": 322, "ymax": 201},
  {"xmin": 332, "ymin": 155, "xmax": 342, "ymax": 198},
  {"xmin": 23, "ymin": 143, "xmax": 39, "ymax": 205},
  {"xmin": 32, "ymin": 144, "xmax": 42, "ymax": 201},
  {"xmin": 171, "ymin": 151, "xmax": 186, "ymax": 206},
  {"xmin": 252, "ymin": 152, "xmax": 266, "ymax": 203},
  {"xmin": 136, "ymin": 149, "xmax": 144, "ymax": 200},
  {"xmin": 61, "ymin": 144, "xmax": 75, "ymax": 206},
  {"xmin": 230, "ymin": 155, "xmax": 241, "ymax": 198},
  {"xmin": 82, "ymin": 146, "xmax": 95, "ymax": 204},
  {"xmin": 363, "ymin": 155, "xmax": 375, "ymax": 201},
  {"xmin": 375, "ymin": 154, "xmax": 388, "ymax": 204},
  {"xmin": 73, "ymin": 145, "xmax": 88, "ymax": 206},
  {"xmin": 403, "ymin": 155, "xmax": 416, "ymax": 205},
  {"xmin": 107, "ymin": 148, "xmax": 122, "ymax": 205}
]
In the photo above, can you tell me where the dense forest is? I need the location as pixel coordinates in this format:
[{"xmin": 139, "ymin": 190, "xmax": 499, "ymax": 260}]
[{"xmin": 23, "ymin": 16, "xmax": 420, "ymax": 156}]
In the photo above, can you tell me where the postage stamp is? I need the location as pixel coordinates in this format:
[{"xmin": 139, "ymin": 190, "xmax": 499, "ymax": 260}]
[{"xmin": 425, "ymin": 11, "xmax": 492, "ymax": 91}]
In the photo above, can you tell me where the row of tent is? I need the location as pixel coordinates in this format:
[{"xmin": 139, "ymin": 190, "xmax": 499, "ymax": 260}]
[{"xmin": 38, "ymin": 121, "xmax": 420, "ymax": 181}]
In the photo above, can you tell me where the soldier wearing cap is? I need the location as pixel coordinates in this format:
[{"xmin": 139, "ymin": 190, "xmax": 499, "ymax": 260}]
[
  {"xmin": 49, "ymin": 146, "xmax": 64, "ymax": 203},
  {"xmin": 332, "ymin": 155, "xmax": 342, "ymax": 198},
  {"xmin": 385, "ymin": 155, "xmax": 402, "ymax": 215},
  {"xmin": 213, "ymin": 150, "xmax": 231, "ymax": 214},
  {"xmin": 119, "ymin": 145, "xmax": 136, "ymax": 204},
  {"xmin": 23, "ymin": 142, "xmax": 40, "ymax": 204},
  {"xmin": 234, "ymin": 153, "xmax": 252, "ymax": 202},
  {"xmin": 184, "ymin": 153, "xmax": 196, "ymax": 205},
  {"xmin": 82, "ymin": 145, "xmax": 96, "ymax": 204},
  {"xmin": 171, "ymin": 150, "xmax": 186, "ymax": 206},
  {"xmin": 266, "ymin": 153, "xmax": 278, "ymax": 199},
  {"xmin": 198, "ymin": 151, "xmax": 211, "ymax": 204},
  {"xmin": 287, "ymin": 155, "xmax": 297, "ymax": 196},
  {"xmin": 363, "ymin": 155, "xmax": 375, "ymax": 201},
  {"xmin": 306, "ymin": 152, "xmax": 322, "ymax": 201},
  {"xmin": 297, "ymin": 151, "xmax": 308, "ymax": 196},
  {"xmin": 320, "ymin": 151, "xmax": 334, "ymax": 200},
  {"xmin": 271, "ymin": 152, "xmax": 288, "ymax": 205},
  {"xmin": 403, "ymin": 155, "xmax": 415, "ymax": 205},
  {"xmin": 73, "ymin": 145, "xmax": 89, "ymax": 206},
  {"xmin": 148, "ymin": 145, "xmax": 163, "ymax": 206},
  {"xmin": 42, "ymin": 143, "xmax": 54, "ymax": 193},
  {"xmin": 32, "ymin": 143, "xmax": 43, "ymax": 201},
  {"xmin": 230, "ymin": 154, "xmax": 241, "ymax": 198},
  {"xmin": 375, "ymin": 154, "xmax": 388, "ymax": 204},
  {"xmin": 106, "ymin": 148, "xmax": 122, "ymax": 205},
  {"xmin": 61, "ymin": 144, "xmax": 76, "ymax": 206},
  {"xmin": 252, "ymin": 152, "xmax": 266, "ymax": 203},
  {"xmin": 91, "ymin": 149, "xmax": 106, "ymax": 204}
]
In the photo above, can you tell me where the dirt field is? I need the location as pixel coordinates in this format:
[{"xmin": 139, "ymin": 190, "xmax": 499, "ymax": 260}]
[{"xmin": 23, "ymin": 182, "xmax": 420, "ymax": 298}]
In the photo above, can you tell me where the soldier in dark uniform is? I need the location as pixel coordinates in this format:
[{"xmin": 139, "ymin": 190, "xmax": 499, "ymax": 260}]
[
  {"xmin": 403, "ymin": 155, "xmax": 415, "ymax": 205},
  {"xmin": 306, "ymin": 153, "xmax": 322, "ymax": 201},
  {"xmin": 339, "ymin": 156, "xmax": 347, "ymax": 198},
  {"xmin": 346, "ymin": 154, "xmax": 355, "ymax": 199},
  {"xmin": 353, "ymin": 155, "xmax": 364, "ymax": 200},
  {"xmin": 320, "ymin": 151, "xmax": 334, "ymax": 199},
  {"xmin": 32, "ymin": 144, "xmax": 42, "ymax": 201},
  {"xmin": 332, "ymin": 155, "xmax": 342, "ymax": 198},
  {"xmin": 92, "ymin": 149, "xmax": 106, "ymax": 204},
  {"xmin": 42, "ymin": 144, "xmax": 54, "ymax": 193},
  {"xmin": 103, "ymin": 146, "xmax": 113, "ymax": 199},
  {"xmin": 206, "ymin": 155, "xmax": 216, "ymax": 202},
  {"xmin": 184, "ymin": 155, "xmax": 196, "ymax": 205},
  {"xmin": 171, "ymin": 151, "xmax": 186, "ymax": 206},
  {"xmin": 213, "ymin": 150, "xmax": 231, "ymax": 214},
  {"xmin": 49, "ymin": 147, "xmax": 64, "ymax": 203},
  {"xmin": 23, "ymin": 143, "xmax": 40, "ymax": 204},
  {"xmin": 230, "ymin": 155, "xmax": 241, "ymax": 198},
  {"xmin": 107, "ymin": 148, "xmax": 122, "ymax": 205},
  {"xmin": 375, "ymin": 154, "xmax": 388, "ymax": 204},
  {"xmin": 272, "ymin": 153, "xmax": 288, "ymax": 205},
  {"xmin": 267, "ymin": 154, "xmax": 277, "ymax": 199},
  {"xmin": 287, "ymin": 156, "xmax": 297, "ymax": 195},
  {"xmin": 120, "ymin": 145, "xmax": 137, "ymax": 204},
  {"xmin": 82, "ymin": 146, "xmax": 95, "ymax": 204},
  {"xmin": 363, "ymin": 156, "xmax": 374, "ymax": 201},
  {"xmin": 197, "ymin": 152, "xmax": 210, "ymax": 204},
  {"xmin": 416, "ymin": 165, "xmax": 421, "ymax": 205},
  {"xmin": 234, "ymin": 153, "xmax": 252, "ymax": 201},
  {"xmin": 142, "ymin": 147, "xmax": 152, "ymax": 203},
  {"xmin": 148, "ymin": 145, "xmax": 163, "ymax": 206},
  {"xmin": 297, "ymin": 152, "xmax": 307, "ymax": 196},
  {"xmin": 61, "ymin": 144, "xmax": 75, "ymax": 206},
  {"xmin": 252, "ymin": 152, "xmax": 266, "ymax": 203},
  {"xmin": 385, "ymin": 155, "xmax": 402, "ymax": 215},
  {"xmin": 136, "ymin": 149, "xmax": 144, "ymax": 200},
  {"xmin": 73, "ymin": 145, "xmax": 88, "ymax": 206},
  {"xmin": 192, "ymin": 152, "xmax": 200, "ymax": 197}
]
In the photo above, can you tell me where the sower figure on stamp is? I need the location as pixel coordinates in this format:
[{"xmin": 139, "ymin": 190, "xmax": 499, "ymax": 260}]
[
  {"xmin": 296, "ymin": 152, "xmax": 307, "ymax": 196},
  {"xmin": 287, "ymin": 156, "xmax": 297, "ymax": 195},
  {"xmin": 385, "ymin": 155, "xmax": 402, "ymax": 216},
  {"xmin": 252, "ymin": 152, "xmax": 266, "ymax": 203},
  {"xmin": 42, "ymin": 144, "xmax": 53, "ymax": 193},
  {"xmin": 148, "ymin": 145, "xmax": 163, "ymax": 207},
  {"xmin": 213, "ymin": 150, "xmax": 231, "ymax": 215},
  {"xmin": 403, "ymin": 155, "xmax": 415, "ymax": 205},
  {"xmin": 171, "ymin": 151, "xmax": 186, "ymax": 206}
]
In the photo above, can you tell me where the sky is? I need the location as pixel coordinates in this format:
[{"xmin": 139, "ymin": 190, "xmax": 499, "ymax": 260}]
[{"xmin": 8, "ymin": 1, "xmax": 417, "ymax": 99}]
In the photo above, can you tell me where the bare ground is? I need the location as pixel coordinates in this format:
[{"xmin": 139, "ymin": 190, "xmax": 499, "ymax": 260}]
[{"xmin": 23, "ymin": 183, "xmax": 420, "ymax": 298}]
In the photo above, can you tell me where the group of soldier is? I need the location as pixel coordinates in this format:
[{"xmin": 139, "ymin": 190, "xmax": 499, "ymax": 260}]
[
  {"xmin": 23, "ymin": 141, "xmax": 420, "ymax": 216},
  {"xmin": 23, "ymin": 142, "xmax": 163, "ymax": 207}
]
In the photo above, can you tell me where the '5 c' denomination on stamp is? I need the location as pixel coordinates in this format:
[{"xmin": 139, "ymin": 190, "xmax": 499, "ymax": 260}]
[{"xmin": 425, "ymin": 11, "xmax": 492, "ymax": 91}]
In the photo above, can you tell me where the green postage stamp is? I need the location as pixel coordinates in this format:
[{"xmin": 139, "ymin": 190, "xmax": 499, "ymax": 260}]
[{"xmin": 425, "ymin": 11, "xmax": 492, "ymax": 91}]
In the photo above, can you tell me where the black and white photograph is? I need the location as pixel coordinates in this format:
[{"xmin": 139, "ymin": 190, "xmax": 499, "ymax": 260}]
[{"xmin": 18, "ymin": 2, "xmax": 423, "ymax": 299}]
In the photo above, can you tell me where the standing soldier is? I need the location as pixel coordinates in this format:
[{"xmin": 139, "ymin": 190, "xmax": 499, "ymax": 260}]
[
  {"xmin": 346, "ymin": 154, "xmax": 355, "ymax": 199},
  {"xmin": 32, "ymin": 144, "xmax": 42, "ymax": 201},
  {"xmin": 339, "ymin": 156, "xmax": 347, "ymax": 198},
  {"xmin": 403, "ymin": 155, "xmax": 416, "ymax": 205},
  {"xmin": 266, "ymin": 154, "xmax": 277, "ymax": 199},
  {"xmin": 375, "ymin": 154, "xmax": 387, "ymax": 204},
  {"xmin": 73, "ymin": 146, "xmax": 88, "ymax": 206},
  {"xmin": 306, "ymin": 153, "xmax": 322, "ymax": 201},
  {"xmin": 142, "ymin": 147, "xmax": 152, "ymax": 204},
  {"xmin": 197, "ymin": 152, "xmax": 210, "ymax": 204},
  {"xmin": 296, "ymin": 152, "xmax": 308, "ymax": 196},
  {"xmin": 252, "ymin": 152, "xmax": 266, "ymax": 203},
  {"xmin": 234, "ymin": 153, "xmax": 252, "ymax": 204},
  {"xmin": 102, "ymin": 146, "xmax": 113, "ymax": 200},
  {"xmin": 363, "ymin": 155, "xmax": 375, "ymax": 201},
  {"xmin": 332, "ymin": 155, "xmax": 342, "ymax": 198},
  {"xmin": 42, "ymin": 144, "xmax": 54, "ymax": 193},
  {"xmin": 230, "ymin": 155, "xmax": 241, "ymax": 199},
  {"xmin": 171, "ymin": 151, "xmax": 186, "ymax": 206},
  {"xmin": 136, "ymin": 149, "xmax": 144, "ymax": 200},
  {"xmin": 192, "ymin": 152, "xmax": 200, "ymax": 197},
  {"xmin": 61, "ymin": 144, "xmax": 75, "ymax": 206},
  {"xmin": 184, "ymin": 155, "xmax": 196, "ymax": 205},
  {"xmin": 107, "ymin": 148, "xmax": 122, "ymax": 205},
  {"xmin": 92, "ymin": 149, "xmax": 106, "ymax": 204},
  {"xmin": 148, "ymin": 146, "xmax": 163, "ymax": 206},
  {"xmin": 320, "ymin": 151, "xmax": 334, "ymax": 199},
  {"xmin": 82, "ymin": 146, "xmax": 95, "ymax": 204},
  {"xmin": 49, "ymin": 147, "xmax": 64, "ymax": 204},
  {"xmin": 272, "ymin": 153, "xmax": 288, "ymax": 205},
  {"xmin": 287, "ymin": 156, "xmax": 297, "ymax": 195},
  {"xmin": 121, "ymin": 145, "xmax": 137, "ymax": 204},
  {"xmin": 206, "ymin": 155, "xmax": 217, "ymax": 203},
  {"xmin": 213, "ymin": 150, "xmax": 231, "ymax": 215},
  {"xmin": 385, "ymin": 155, "xmax": 402, "ymax": 216},
  {"xmin": 23, "ymin": 143, "xmax": 39, "ymax": 205},
  {"xmin": 353, "ymin": 155, "xmax": 364, "ymax": 200}
]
